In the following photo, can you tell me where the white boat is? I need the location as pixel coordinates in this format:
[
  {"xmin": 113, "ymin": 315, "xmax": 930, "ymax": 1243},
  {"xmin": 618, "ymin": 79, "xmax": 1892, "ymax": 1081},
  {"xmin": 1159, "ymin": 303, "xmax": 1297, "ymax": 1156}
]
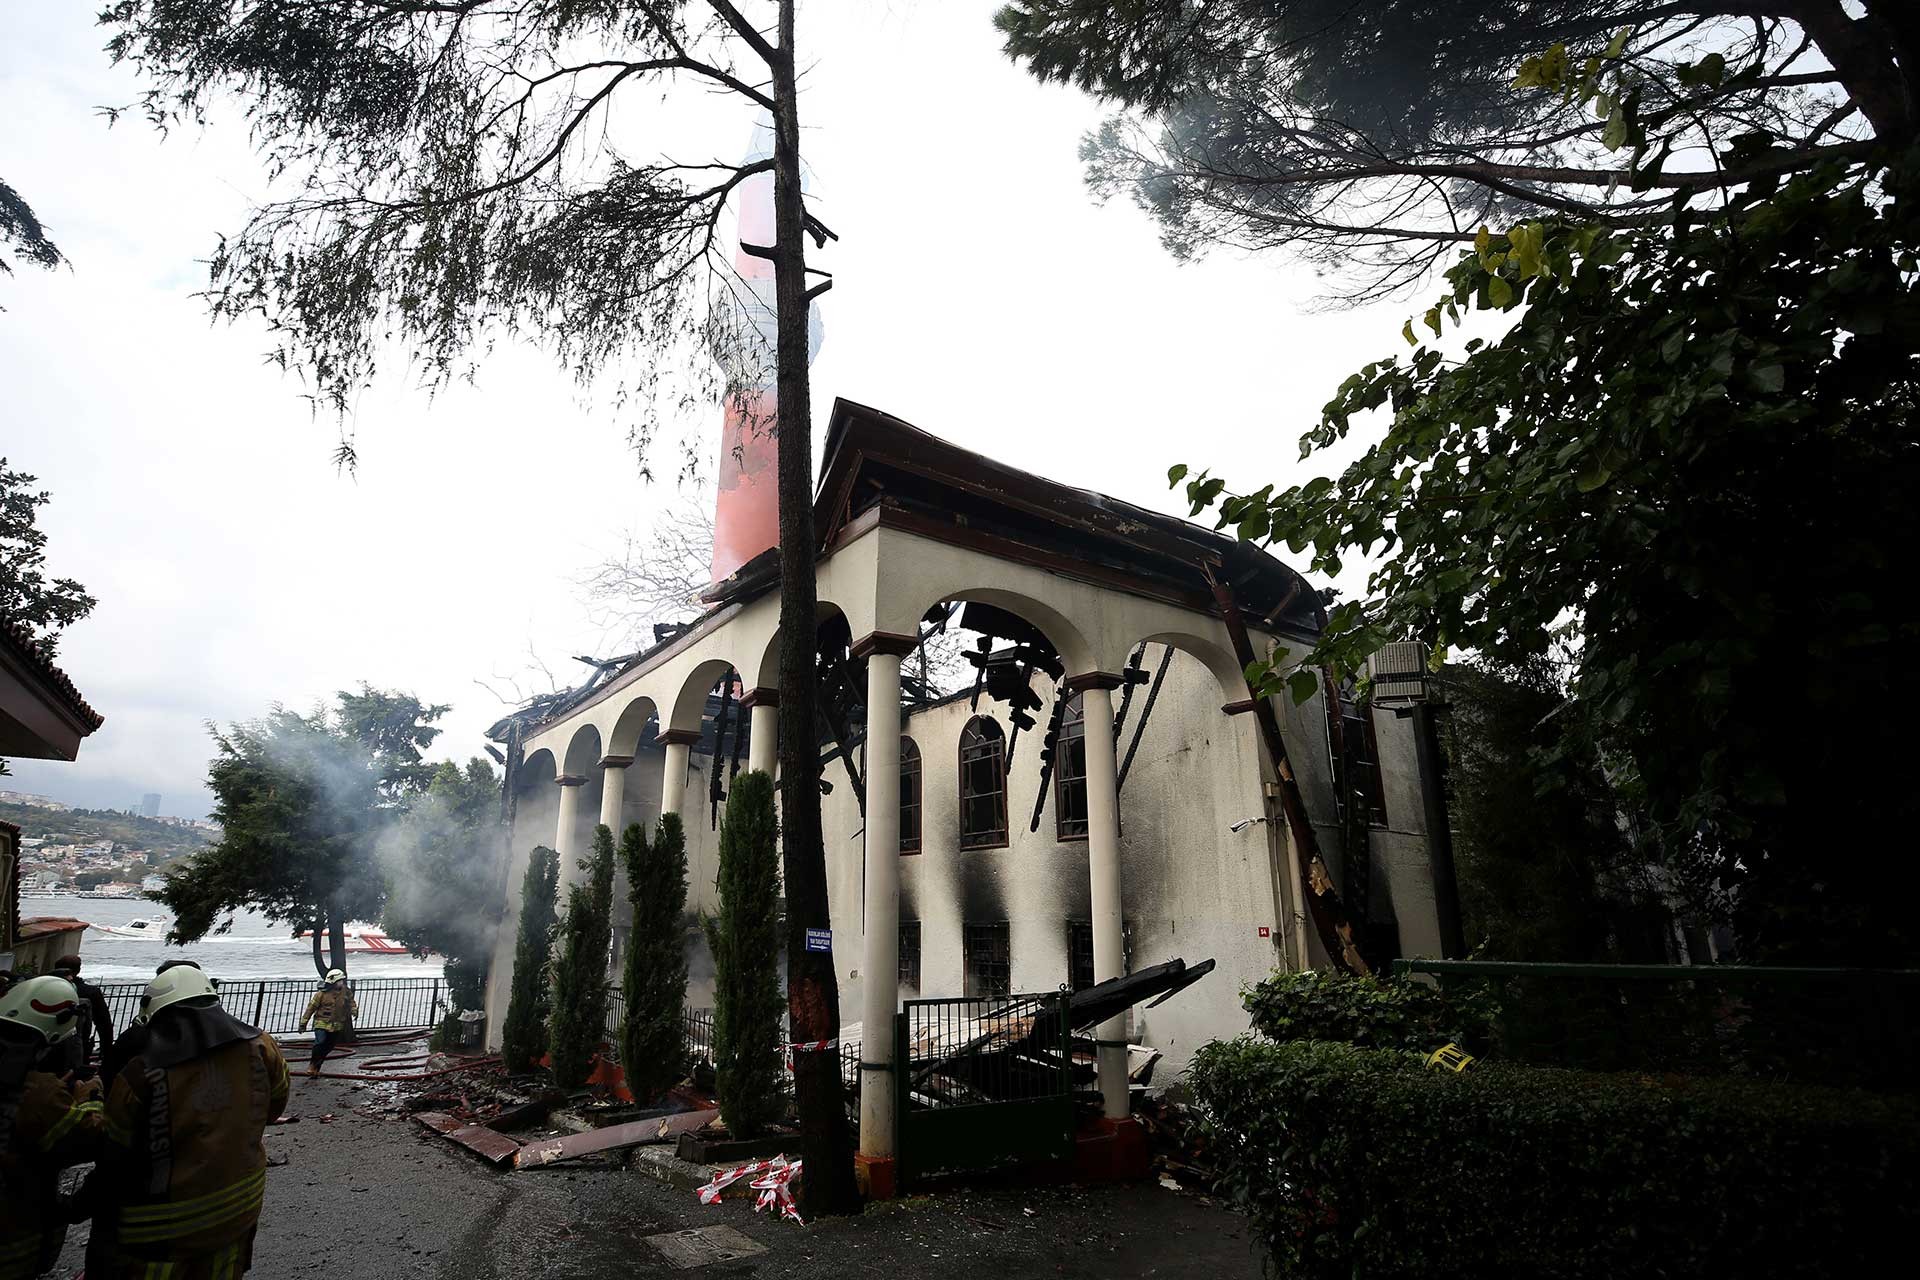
[{"xmin": 89, "ymin": 916, "xmax": 172, "ymax": 939}]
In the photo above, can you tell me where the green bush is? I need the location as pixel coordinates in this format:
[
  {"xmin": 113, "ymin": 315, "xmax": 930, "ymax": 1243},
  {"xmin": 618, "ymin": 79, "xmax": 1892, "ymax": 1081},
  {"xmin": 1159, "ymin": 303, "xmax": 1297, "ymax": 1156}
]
[
  {"xmin": 621, "ymin": 814, "xmax": 689, "ymax": 1102},
  {"xmin": 705, "ymin": 771, "xmax": 784, "ymax": 1137},
  {"xmin": 1242, "ymin": 969, "xmax": 1488, "ymax": 1051},
  {"xmin": 499, "ymin": 846, "xmax": 560, "ymax": 1074},
  {"xmin": 1188, "ymin": 1037, "xmax": 1919, "ymax": 1279},
  {"xmin": 547, "ymin": 824, "xmax": 617, "ymax": 1089}
]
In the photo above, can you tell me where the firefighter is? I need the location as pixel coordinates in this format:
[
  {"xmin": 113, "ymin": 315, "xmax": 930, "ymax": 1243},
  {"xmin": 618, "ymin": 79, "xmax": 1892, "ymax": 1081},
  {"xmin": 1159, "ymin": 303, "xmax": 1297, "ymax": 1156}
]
[
  {"xmin": 0, "ymin": 975, "xmax": 108, "ymax": 1280},
  {"xmin": 91, "ymin": 964, "xmax": 290, "ymax": 1280},
  {"xmin": 296, "ymin": 971, "xmax": 355, "ymax": 1078},
  {"xmin": 51, "ymin": 955, "xmax": 114, "ymax": 1076}
]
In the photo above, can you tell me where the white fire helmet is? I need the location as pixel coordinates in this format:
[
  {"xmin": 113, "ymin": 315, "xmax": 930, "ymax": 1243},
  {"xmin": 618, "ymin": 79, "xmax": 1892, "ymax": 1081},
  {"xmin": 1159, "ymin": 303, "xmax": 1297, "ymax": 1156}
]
[
  {"xmin": 0, "ymin": 976, "xmax": 83, "ymax": 1045},
  {"xmin": 325, "ymin": 969, "xmax": 346, "ymax": 985},
  {"xmin": 141, "ymin": 964, "xmax": 220, "ymax": 1021}
]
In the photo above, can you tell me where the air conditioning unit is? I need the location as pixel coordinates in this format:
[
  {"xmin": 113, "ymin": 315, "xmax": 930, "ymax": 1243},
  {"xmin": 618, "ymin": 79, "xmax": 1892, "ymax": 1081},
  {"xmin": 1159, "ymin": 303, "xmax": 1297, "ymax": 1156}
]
[{"xmin": 1368, "ymin": 641, "xmax": 1430, "ymax": 706}]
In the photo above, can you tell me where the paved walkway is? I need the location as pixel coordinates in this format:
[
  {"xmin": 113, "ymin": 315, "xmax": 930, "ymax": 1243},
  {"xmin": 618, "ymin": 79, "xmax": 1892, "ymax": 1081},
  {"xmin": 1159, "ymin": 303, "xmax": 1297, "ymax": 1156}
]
[{"xmin": 55, "ymin": 1066, "xmax": 1267, "ymax": 1279}]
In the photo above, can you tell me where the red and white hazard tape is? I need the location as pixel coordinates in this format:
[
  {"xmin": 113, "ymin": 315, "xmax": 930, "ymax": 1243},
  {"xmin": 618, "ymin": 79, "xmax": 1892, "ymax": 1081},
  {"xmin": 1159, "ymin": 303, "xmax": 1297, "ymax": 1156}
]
[
  {"xmin": 783, "ymin": 1038, "xmax": 836, "ymax": 1071},
  {"xmin": 695, "ymin": 1154, "xmax": 805, "ymax": 1225}
]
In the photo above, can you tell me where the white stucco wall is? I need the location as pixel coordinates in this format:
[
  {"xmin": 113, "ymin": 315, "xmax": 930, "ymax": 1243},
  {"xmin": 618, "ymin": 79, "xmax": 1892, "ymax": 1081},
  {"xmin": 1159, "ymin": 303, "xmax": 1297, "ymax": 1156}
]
[{"xmin": 481, "ymin": 520, "xmax": 1450, "ymax": 1080}]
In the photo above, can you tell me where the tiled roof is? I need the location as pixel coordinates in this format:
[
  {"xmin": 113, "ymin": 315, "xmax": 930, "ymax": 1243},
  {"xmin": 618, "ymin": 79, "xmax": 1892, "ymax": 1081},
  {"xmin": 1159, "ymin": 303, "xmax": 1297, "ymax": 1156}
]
[{"xmin": 0, "ymin": 618, "xmax": 104, "ymax": 732}]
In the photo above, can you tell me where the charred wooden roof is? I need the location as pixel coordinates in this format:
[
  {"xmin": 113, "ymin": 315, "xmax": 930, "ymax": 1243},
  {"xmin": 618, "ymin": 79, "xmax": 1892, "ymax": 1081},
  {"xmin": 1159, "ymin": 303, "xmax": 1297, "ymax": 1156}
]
[{"xmin": 815, "ymin": 399, "xmax": 1324, "ymax": 638}]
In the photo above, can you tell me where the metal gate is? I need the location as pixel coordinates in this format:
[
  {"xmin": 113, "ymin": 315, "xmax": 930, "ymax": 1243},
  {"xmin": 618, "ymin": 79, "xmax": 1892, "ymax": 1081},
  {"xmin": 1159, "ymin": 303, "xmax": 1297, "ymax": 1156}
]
[{"xmin": 894, "ymin": 989, "xmax": 1074, "ymax": 1184}]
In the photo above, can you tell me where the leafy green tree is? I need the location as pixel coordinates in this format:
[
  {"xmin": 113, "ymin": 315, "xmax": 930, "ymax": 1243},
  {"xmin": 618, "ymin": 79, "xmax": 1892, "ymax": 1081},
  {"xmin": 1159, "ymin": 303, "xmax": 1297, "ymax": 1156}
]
[
  {"xmin": 999, "ymin": 1, "xmax": 1913, "ymax": 297},
  {"xmin": 1175, "ymin": 147, "xmax": 1920, "ymax": 961},
  {"xmin": 548, "ymin": 823, "xmax": 617, "ymax": 1090},
  {"xmin": 705, "ymin": 770, "xmax": 784, "ymax": 1138},
  {"xmin": 1, "ymin": 459, "xmax": 96, "ymax": 652},
  {"xmin": 105, "ymin": 0, "xmax": 858, "ymax": 1206},
  {"xmin": 161, "ymin": 687, "xmax": 446, "ymax": 976},
  {"xmin": 381, "ymin": 758, "xmax": 507, "ymax": 1010},
  {"xmin": 501, "ymin": 845, "xmax": 561, "ymax": 1074},
  {"xmin": 622, "ymin": 814, "xmax": 690, "ymax": 1102},
  {"xmin": 1444, "ymin": 659, "xmax": 1658, "ymax": 961}
]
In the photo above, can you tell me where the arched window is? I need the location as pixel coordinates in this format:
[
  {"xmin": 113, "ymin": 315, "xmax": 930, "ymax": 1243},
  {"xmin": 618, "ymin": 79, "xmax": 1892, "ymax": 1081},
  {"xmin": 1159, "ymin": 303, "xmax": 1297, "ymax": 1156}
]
[
  {"xmin": 1054, "ymin": 694, "xmax": 1089, "ymax": 840},
  {"xmin": 899, "ymin": 736, "xmax": 923, "ymax": 854},
  {"xmin": 959, "ymin": 717, "xmax": 1008, "ymax": 850}
]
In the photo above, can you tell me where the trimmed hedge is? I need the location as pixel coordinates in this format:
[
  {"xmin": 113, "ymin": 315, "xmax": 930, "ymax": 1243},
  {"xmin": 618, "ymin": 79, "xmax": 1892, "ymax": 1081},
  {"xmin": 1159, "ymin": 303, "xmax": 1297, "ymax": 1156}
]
[
  {"xmin": 1189, "ymin": 1037, "xmax": 1917, "ymax": 1278},
  {"xmin": 1242, "ymin": 968, "xmax": 1488, "ymax": 1052}
]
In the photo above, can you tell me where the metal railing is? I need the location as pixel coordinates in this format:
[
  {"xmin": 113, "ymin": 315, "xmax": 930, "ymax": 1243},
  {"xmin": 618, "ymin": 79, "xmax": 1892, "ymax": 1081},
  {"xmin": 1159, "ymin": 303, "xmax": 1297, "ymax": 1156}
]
[
  {"xmin": 94, "ymin": 976, "xmax": 446, "ymax": 1039},
  {"xmin": 1394, "ymin": 959, "xmax": 1920, "ymax": 1090},
  {"xmin": 895, "ymin": 990, "xmax": 1074, "ymax": 1183}
]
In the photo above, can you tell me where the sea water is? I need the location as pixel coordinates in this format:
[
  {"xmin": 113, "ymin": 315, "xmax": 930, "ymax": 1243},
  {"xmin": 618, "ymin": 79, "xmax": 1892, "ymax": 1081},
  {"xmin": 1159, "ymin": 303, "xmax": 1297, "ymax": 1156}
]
[{"xmin": 30, "ymin": 895, "xmax": 444, "ymax": 983}]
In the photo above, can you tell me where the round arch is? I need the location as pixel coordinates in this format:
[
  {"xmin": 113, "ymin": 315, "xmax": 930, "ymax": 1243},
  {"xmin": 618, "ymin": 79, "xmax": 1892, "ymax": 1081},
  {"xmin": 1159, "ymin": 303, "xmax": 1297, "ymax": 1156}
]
[
  {"xmin": 1130, "ymin": 629, "xmax": 1249, "ymax": 702},
  {"xmin": 608, "ymin": 695, "xmax": 662, "ymax": 758},
  {"xmin": 562, "ymin": 724, "xmax": 605, "ymax": 778},
  {"xmin": 751, "ymin": 599, "xmax": 852, "ymax": 690},
  {"xmin": 906, "ymin": 586, "xmax": 1099, "ymax": 677},
  {"xmin": 515, "ymin": 746, "xmax": 557, "ymax": 791},
  {"xmin": 669, "ymin": 658, "xmax": 742, "ymax": 736}
]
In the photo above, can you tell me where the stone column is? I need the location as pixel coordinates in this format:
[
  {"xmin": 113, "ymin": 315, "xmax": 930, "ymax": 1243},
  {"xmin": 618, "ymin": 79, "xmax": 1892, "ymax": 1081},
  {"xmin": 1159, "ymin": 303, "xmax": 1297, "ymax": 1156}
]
[
  {"xmin": 853, "ymin": 634, "xmax": 914, "ymax": 1160},
  {"xmin": 658, "ymin": 730, "xmax": 700, "ymax": 819},
  {"xmin": 1071, "ymin": 673, "xmax": 1130, "ymax": 1119},
  {"xmin": 742, "ymin": 687, "xmax": 780, "ymax": 777},
  {"xmin": 599, "ymin": 755, "xmax": 633, "ymax": 833},
  {"xmin": 554, "ymin": 774, "xmax": 587, "ymax": 883}
]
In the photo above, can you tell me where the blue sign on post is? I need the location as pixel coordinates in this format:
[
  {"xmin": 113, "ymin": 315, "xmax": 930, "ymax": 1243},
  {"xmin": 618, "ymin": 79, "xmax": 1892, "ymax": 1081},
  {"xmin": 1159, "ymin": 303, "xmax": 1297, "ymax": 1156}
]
[{"xmin": 804, "ymin": 928, "xmax": 832, "ymax": 954}]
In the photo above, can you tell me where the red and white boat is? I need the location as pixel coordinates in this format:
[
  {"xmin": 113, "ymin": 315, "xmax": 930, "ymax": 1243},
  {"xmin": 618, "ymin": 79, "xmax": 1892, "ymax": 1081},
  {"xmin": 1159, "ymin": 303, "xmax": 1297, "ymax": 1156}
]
[{"xmin": 296, "ymin": 927, "xmax": 412, "ymax": 955}]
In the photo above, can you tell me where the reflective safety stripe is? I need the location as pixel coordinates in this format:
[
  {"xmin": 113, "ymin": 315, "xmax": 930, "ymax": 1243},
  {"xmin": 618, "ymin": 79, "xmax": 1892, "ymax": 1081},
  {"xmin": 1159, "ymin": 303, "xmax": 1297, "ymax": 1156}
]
[
  {"xmin": 38, "ymin": 1097, "xmax": 104, "ymax": 1151},
  {"xmin": 107, "ymin": 1116, "xmax": 134, "ymax": 1147},
  {"xmin": 119, "ymin": 1169, "xmax": 267, "ymax": 1244},
  {"xmin": 210, "ymin": 1242, "xmax": 242, "ymax": 1280},
  {"xmin": 142, "ymin": 1261, "xmax": 174, "ymax": 1280}
]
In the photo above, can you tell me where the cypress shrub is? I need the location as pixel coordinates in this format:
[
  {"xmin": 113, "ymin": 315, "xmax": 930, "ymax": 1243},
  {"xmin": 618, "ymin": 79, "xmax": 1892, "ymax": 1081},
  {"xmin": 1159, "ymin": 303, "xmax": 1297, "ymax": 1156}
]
[
  {"xmin": 1188, "ymin": 1037, "xmax": 1919, "ymax": 1278},
  {"xmin": 547, "ymin": 824, "xmax": 617, "ymax": 1089},
  {"xmin": 499, "ymin": 845, "xmax": 560, "ymax": 1074},
  {"xmin": 621, "ymin": 814, "xmax": 690, "ymax": 1102},
  {"xmin": 704, "ymin": 770, "xmax": 784, "ymax": 1137}
]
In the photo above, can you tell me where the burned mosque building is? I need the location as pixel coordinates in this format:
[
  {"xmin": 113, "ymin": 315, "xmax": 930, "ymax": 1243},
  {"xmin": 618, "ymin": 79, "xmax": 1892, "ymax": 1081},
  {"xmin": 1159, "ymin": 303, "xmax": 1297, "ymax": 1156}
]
[{"xmin": 481, "ymin": 394, "xmax": 1458, "ymax": 1160}]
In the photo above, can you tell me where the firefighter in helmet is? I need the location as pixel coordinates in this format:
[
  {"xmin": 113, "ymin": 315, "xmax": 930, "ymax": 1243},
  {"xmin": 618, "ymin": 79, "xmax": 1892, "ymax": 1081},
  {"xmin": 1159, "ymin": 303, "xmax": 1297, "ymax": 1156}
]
[
  {"xmin": 91, "ymin": 964, "xmax": 290, "ymax": 1279},
  {"xmin": 297, "ymin": 970, "xmax": 355, "ymax": 1078},
  {"xmin": 1, "ymin": 975, "xmax": 108, "ymax": 1280}
]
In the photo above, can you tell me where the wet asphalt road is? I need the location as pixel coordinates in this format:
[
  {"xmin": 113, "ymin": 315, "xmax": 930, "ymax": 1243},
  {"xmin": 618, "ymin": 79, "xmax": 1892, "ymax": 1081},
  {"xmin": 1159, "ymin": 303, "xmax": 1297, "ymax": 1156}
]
[{"xmin": 56, "ymin": 1062, "xmax": 1268, "ymax": 1279}]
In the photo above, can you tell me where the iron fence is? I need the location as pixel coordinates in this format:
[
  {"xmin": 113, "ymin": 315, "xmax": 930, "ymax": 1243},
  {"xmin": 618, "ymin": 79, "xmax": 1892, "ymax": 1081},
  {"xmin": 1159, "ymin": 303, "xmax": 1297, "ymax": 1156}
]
[
  {"xmin": 895, "ymin": 989, "xmax": 1074, "ymax": 1183},
  {"xmin": 94, "ymin": 976, "xmax": 447, "ymax": 1040},
  {"xmin": 1394, "ymin": 959, "xmax": 1920, "ymax": 1090}
]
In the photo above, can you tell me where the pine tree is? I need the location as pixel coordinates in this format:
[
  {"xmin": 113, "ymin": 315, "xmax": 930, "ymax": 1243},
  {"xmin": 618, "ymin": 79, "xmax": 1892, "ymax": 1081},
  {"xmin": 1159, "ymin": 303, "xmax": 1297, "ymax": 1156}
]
[
  {"xmin": 704, "ymin": 771, "xmax": 784, "ymax": 1137},
  {"xmin": 548, "ymin": 824, "xmax": 617, "ymax": 1089},
  {"xmin": 499, "ymin": 846, "xmax": 560, "ymax": 1074},
  {"xmin": 621, "ymin": 814, "xmax": 690, "ymax": 1103}
]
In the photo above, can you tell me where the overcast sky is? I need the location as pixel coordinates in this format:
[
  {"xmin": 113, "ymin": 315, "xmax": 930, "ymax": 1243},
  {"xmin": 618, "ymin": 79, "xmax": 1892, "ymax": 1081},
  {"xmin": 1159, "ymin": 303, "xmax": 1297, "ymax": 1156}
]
[{"xmin": 2, "ymin": 2, "xmax": 1405, "ymax": 819}]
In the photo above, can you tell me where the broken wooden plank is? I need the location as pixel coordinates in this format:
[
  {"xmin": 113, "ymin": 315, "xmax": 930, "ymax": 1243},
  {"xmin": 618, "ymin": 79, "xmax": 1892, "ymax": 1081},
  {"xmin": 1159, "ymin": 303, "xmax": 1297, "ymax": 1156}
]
[
  {"xmin": 444, "ymin": 1124, "xmax": 523, "ymax": 1166},
  {"xmin": 416, "ymin": 1111, "xmax": 524, "ymax": 1165},
  {"xmin": 514, "ymin": 1108, "xmax": 718, "ymax": 1170}
]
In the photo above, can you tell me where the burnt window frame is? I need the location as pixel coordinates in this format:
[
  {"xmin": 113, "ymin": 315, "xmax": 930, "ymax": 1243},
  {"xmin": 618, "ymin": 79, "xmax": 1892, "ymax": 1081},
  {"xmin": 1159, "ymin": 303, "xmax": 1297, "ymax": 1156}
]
[
  {"xmin": 1067, "ymin": 920, "xmax": 1096, "ymax": 992},
  {"xmin": 899, "ymin": 921, "xmax": 922, "ymax": 990},
  {"xmin": 898, "ymin": 735, "xmax": 923, "ymax": 854},
  {"xmin": 963, "ymin": 921, "xmax": 1012, "ymax": 999},
  {"xmin": 958, "ymin": 716, "xmax": 1009, "ymax": 851},
  {"xmin": 1054, "ymin": 693, "xmax": 1090, "ymax": 842},
  {"xmin": 1327, "ymin": 691, "xmax": 1390, "ymax": 829}
]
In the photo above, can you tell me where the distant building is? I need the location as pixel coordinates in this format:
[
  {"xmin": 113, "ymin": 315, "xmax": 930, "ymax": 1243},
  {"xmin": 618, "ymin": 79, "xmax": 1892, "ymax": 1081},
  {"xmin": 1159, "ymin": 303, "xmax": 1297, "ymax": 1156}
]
[{"xmin": 139, "ymin": 793, "xmax": 161, "ymax": 818}]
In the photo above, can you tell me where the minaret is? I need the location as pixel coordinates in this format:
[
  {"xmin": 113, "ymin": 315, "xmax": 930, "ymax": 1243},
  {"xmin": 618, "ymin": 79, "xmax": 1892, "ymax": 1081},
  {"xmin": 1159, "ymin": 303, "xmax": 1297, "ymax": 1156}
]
[{"xmin": 708, "ymin": 114, "xmax": 824, "ymax": 585}]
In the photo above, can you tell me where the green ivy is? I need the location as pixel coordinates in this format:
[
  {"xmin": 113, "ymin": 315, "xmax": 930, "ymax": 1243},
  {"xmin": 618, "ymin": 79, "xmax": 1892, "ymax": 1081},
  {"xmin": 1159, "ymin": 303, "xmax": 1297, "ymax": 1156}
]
[{"xmin": 1189, "ymin": 1038, "xmax": 1920, "ymax": 1278}]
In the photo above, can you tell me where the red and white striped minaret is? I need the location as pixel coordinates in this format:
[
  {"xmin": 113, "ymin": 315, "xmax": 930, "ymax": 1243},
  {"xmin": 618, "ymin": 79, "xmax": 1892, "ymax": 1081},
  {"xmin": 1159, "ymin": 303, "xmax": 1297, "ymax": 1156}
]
[{"xmin": 708, "ymin": 113, "xmax": 824, "ymax": 585}]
